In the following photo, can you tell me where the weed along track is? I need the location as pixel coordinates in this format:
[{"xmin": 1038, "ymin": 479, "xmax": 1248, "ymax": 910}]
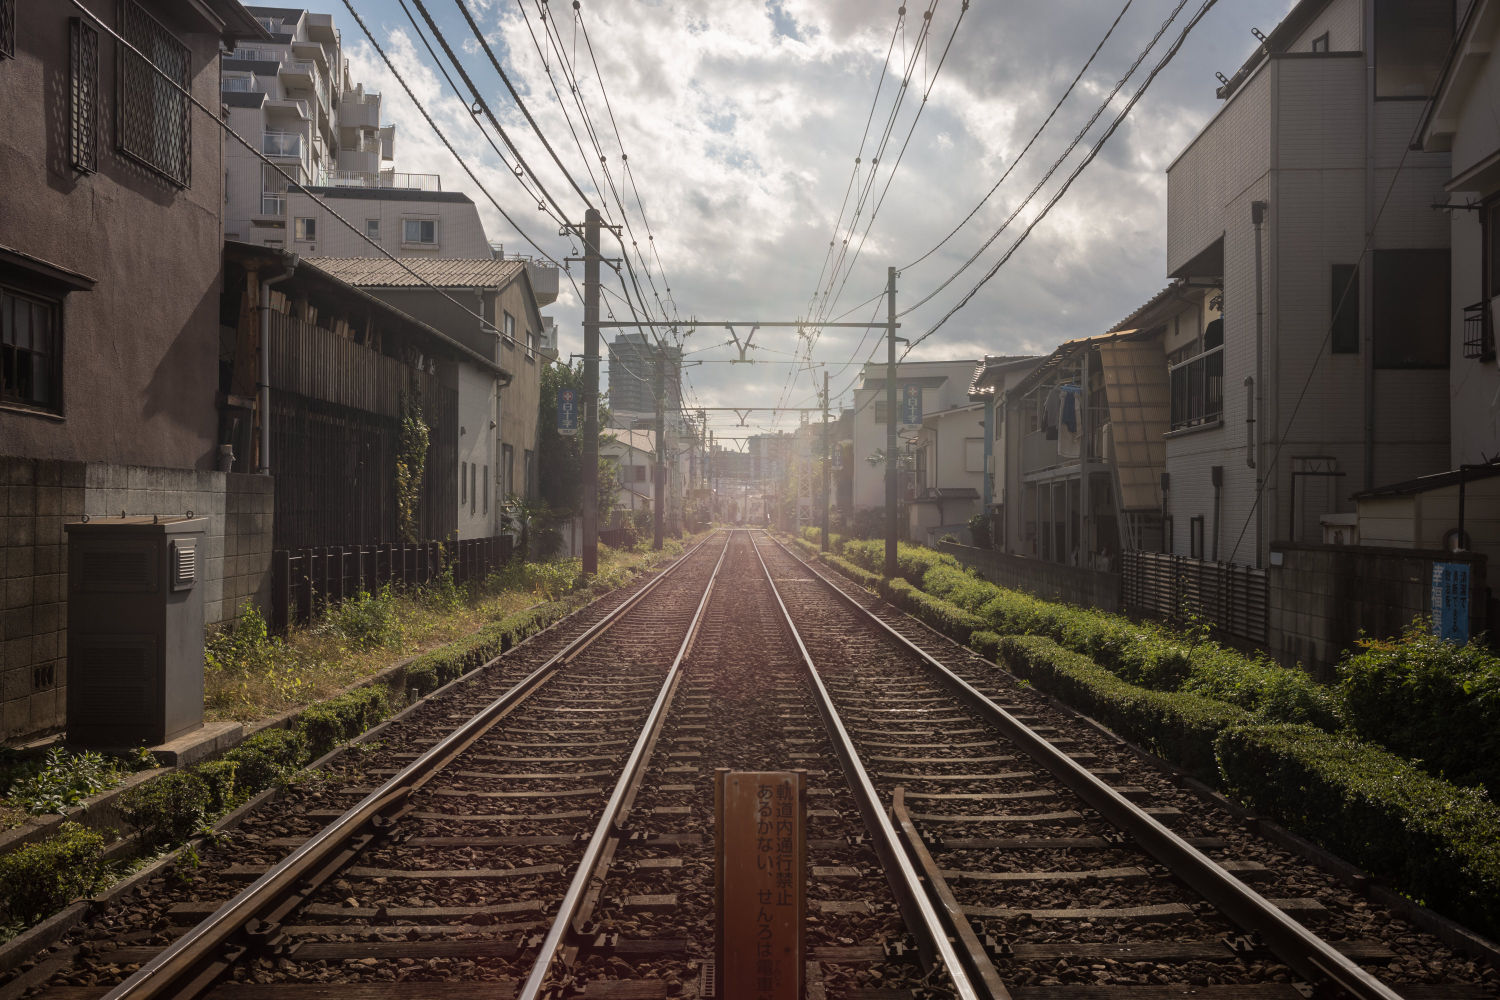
[{"xmin": 3, "ymin": 529, "xmax": 1496, "ymax": 1000}]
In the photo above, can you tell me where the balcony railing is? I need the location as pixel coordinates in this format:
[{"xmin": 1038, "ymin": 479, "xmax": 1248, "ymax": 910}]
[
  {"xmin": 1463, "ymin": 301, "xmax": 1496, "ymax": 362},
  {"xmin": 262, "ymin": 131, "xmax": 302, "ymax": 158},
  {"xmin": 226, "ymin": 47, "xmax": 276, "ymax": 62},
  {"xmin": 222, "ymin": 74, "xmax": 258, "ymax": 92},
  {"xmin": 1169, "ymin": 346, "xmax": 1224, "ymax": 431},
  {"xmin": 318, "ymin": 169, "xmax": 441, "ymax": 191}
]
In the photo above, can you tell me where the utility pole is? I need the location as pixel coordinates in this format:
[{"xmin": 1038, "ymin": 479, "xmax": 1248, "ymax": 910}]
[
  {"xmin": 654, "ymin": 353, "xmax": 665, "ymax": 550},
  {"xmin": 821, "ymin": 370, "xmax": 830, "ymax": 553},
  {"xmin": 885, "ymin": 266, "xmax": 898, "ymax": 580},
  {"xmin": 708, "ymin": 429, "xmax": 715, "ymax": 520},
  {"xmin": 582, "ymin": 208, "xmax": 601, "ymax": 574}
]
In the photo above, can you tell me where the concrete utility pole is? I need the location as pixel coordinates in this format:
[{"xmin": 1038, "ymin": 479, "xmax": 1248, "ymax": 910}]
[
  {"xmin": 582, "ymin": 208, "xmax": 601, "ymax": 574},
  {"xmin": 654, "ymin": 354, "xmax": 665, "ymax": 550},
  {"xmin": 885, "ymin": 266, "xmax": 898, "ymax": 580},
  {"xmin": 821, "ymin": 370, "xmax": 830, "ymax": 553}
]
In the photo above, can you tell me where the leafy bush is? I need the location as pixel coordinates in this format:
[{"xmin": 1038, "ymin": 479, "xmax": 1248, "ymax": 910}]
[
  {"xmin": 1216, "ymin": 722, "xmax": 1500, "ymax": 938},
  {"xmin": 922, "ymin": 564, "xmax": 998, "ymax": 614},
  {"xmin": 0, "ymin": 823, "xmax": 108, "ymax": 924},
  {"xmin": 5, "ymin": 747, "xmax": 127, "ymax": 815},
  {"xmin": 120, "ymin": 771, "xmax": 211, "ymax": 848},
  {"xmin": 885, "ymin": 578, "xmax": 984, "ymax": 644},
  {"xmin": 298, "ymin": 686, "xmax": 390, "ymax": 759},
  {"xmin": 222, "ymin": 727, "xmax": 307, "ymax": 790},
  {"xmin": 842, "ymin": 539, "xmax": 960, "ymax": 586},
  {"xmin": 1337, "ymin": 625, "xmax": 1500, "ymax": 795},
  {"xmin": 818, "ymin": 553, "xmax": 882, "ymax": 592},
  {"xmin": 997, "ymin": 635, "xmax": 1247, "ymax": 780},
  {"xmin": 968, "ymin": 630, "xmax": 1002, "ymax": 661},
  {"xmin": 195, "ymin": 759, "xmax": 239, "ymax": 813},
  {"xmin": 318, "ymin": 587, "xmax": 404, "ymax": 650},
  {"xmin": 205, "ymin": 605, "xmax": 279, "ymax": 673},
  {"xmin": 967, "ymin": 512, "xmax": 991, "ymax": 549}
]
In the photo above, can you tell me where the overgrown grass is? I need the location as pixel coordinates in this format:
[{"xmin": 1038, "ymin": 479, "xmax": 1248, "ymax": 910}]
[{"xmin": 204, "ymin": 538, "xmax": 697, "ymax": 723}]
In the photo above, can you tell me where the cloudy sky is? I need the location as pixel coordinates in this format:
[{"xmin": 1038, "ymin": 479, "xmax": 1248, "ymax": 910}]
[{"xmin": 339, "ymin": 0, "xmax": 1295, "ymax": 444}]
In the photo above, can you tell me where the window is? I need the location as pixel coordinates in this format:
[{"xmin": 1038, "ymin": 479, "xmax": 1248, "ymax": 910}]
[
  {"xmin": 1373, "ymin": 249, "xmax": 1449, "ymax": 368},
  {"xmin": 1189, "ymin": 515, "xmax": 1205, "ymax": 560},
  {"xmin": 1331, "ymin": 264, "xmax": 1359, "ymax": 354},
  {"xmin": 525, "ymin": 449, "xmax": 535, "ymax": 498},
  {"xmin": 460, "ymin": 461, "xmax": 467, "ymax": 504},
  {"xmin": 526, "ymin": 327, "xmax": 537, "ymax": 361},
  {"xmin": 483, "ymin": 465, "xmax": 489, "ymax": 514},
  {"xmin": 470, "ymin": 464, "xmax": 477, "ymax": 514},
  {"xmin": 118, "ymin": 0, "xmax": 191, "ymax": 186},
  {"xmin": 502, "ymin": 444, "xmax": 514, "ymax": 499},
  {"xmin": 1168, "ymin": 318, "xmax": 1223, "ymax": 430},
  {"xmin": 502, "ymin": 311, "xmax": 516, "ymax": 345},
  {"xmin": 1311, "ymin": 31, "xmax": 1329, "ymax": 52},
  {"xmin": 964, "ymin": 437, "xmax": 985, "ymax": 473},
  {"xmin": 70, "ymin": 18, "xmax": 99, "ymax": 173},
  {"xmin": 402, "ymin": 218, "xmax": 436, "ymax": 245},
  {"xmin": 365, "ymin": 219, "xmax": 380, "ymax": 240},
  {"xmin": 294, "ymin": 217, "xmax": 316, "ymax": 241},
  {"xmin": 3, "ymin": 286, "xmax": 63, "ymax": 413},
  {"xmin": 1375, "ymin": 0, "xmax": 1453, "ymax": 99}
]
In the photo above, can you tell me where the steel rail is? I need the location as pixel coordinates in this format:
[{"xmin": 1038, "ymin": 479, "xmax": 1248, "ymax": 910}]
[
  {"xmin": 102, "ymin": 533, "xmax": 726, "ymax": 1000},
  {"xmin": 769, "ymin": 534, "xmax": 1408, "ymax": 1000},
  {"xmin": 518, "ymin": 530, "xmax": 736, "ymax": 998},
  {"xmin": 747, "ymin": 532, "xmax": 986, "ymax": 1000}
]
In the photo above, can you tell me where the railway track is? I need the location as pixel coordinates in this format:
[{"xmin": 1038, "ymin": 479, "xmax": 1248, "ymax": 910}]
[{"xmin": 2, "ymin": 529, "xmax": 1494, "ymax": 1000}]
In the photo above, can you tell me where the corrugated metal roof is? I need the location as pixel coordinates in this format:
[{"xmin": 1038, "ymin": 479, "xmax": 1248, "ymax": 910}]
[{"xmin": 306, "ymin": 257, "xmax": 527, "ymax": 289}]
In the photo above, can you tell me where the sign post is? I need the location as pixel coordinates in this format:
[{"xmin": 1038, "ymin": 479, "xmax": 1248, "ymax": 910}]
[
  {"xmin": 715, "ymin": 769, "xmax": 805, "ymax": 1000},
  {"xmin": 557, "ymin": 387, "xmax": 579, "ymax": 437}
]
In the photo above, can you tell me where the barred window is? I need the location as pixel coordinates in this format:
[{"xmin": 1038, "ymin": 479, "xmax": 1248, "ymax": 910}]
[
  {"xmin": 0, "ymin": 0, "xmax": 14, "ymax": 60},
  {"xmin": 71, "ymin": 19, "xmax": 99, "ymax": 173},
  {"xmin": 2, "ymin": 285, "xmax": 64, "ymax": 414},
  {"xmin": 118, "ymin": 0, "xmax": 190, "ymax": 186}
]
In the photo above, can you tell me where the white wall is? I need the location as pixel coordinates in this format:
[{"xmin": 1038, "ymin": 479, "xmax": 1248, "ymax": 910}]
[
  {"xmin": 456, "ymin": 362, "xmax": 499, "ymax": 538},
  {"xmin": 850, "ymin": 360, "xmax": 979, "ymax": 510},
  {"xmin": 283, "ymin": 191, "xmax": 492, "ymax": 258}
]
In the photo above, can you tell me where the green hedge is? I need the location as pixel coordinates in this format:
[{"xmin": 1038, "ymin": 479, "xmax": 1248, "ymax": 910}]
[
  {"xmin": 299, "ymin": 686, "xmax": 391, "ymax": 759},
  {"xmin": 119, "ymin": 771, "xmax": 211, "ymax": 849},
  {"xmin": 997, "ymin": 635, "xmax": 1246, "ymax": 780},
  {"xmin": 968, "ymin": 630, "xmax": 1002, "ymax": 661},
  {"xmin": 885, "ymin": 578, "xmax": 984, "ymax": 645},
  {"xmin": 1216, "ymin": 722, "xmax": 1500, "ymax": 938},
  {"xmin": 222, "ymin": 727, "xmax": 306, "ymax": 790},
  {"xmin": 818, "ymin": 552, "xmax": 882, "ymax": 592},
  {"xmin": 1337, "ymin": 628, "xmax": 1500, "ymax": 796},
  {"xmin": 405, "ymin": 600, "xmax": 571, "ymax": 697},
  {"xmin": 841, "ymin": 539, "xmax": 959, "ymax": 587},
  {"xmin": 0, "ymin": 823, "xmax": 108, "ymax": 925}
]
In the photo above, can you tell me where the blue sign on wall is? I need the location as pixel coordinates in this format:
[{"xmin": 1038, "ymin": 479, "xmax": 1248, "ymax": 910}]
[
  {"xmin": 900, "ymin": 383, "xmax": 922, "ymax": 427},
  {"xmin": 557, "ymin": 387, "xmax": 579, "ymax": 436},
  {"xmin": 1431, "ymin": 561, "xmax": 1471, "ymax": 644}
]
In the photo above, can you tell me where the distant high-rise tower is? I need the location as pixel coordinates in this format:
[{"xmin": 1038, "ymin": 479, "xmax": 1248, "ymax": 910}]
[{"xmin": 608, "ymin": 333, "xmax": 682, "ymax": 415}]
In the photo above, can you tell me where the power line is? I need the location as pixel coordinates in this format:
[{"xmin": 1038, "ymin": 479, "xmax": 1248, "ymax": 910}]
[{"xmin": 903, "ymin": 0, "xmax": 1214, "ymax": 354}]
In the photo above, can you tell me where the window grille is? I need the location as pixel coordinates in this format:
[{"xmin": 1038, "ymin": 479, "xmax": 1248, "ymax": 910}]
[
  {"xmin": 0, "ymin": 0, "xmax": 14, "ymax": 59},
  {"xmin": 118, "ymin": 0, "xmax": 190, "ymax": 187},
  {"xmin": 2, "ymin": 286, "xmax": 63, "ymax": 413},
  {"xmin": 70, "ymin": 19, "xmax": 99, "ymax": 173}
]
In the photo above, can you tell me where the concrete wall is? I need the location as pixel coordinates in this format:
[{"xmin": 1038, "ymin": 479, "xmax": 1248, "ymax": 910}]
[
  {"xmin": 937, "ymin": 541, "xmax": 1123, "ymax": 613},
  {"xmin": 2, "ymin": 458, "xmax": 273, "ymax": 744},
  {"xmin": 1269, "ymin": 542, "xmax": 1489, "ymax": 680},
  {"xmin": 0, "ymin": 1, "xmax": 228, "ymax": 472}
]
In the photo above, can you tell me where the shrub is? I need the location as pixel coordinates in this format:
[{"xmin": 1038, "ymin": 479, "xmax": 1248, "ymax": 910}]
[
  {"xmin": 842, "ymin": 539, "xmax": 958, "ymax": 586},
  {"xmin": 5, "ymin": 747, "xmax": 126, "ymax": 816},
  {"xmin": 997, "ymin": 635, "xmax": 1247, "ymax": 780},
  {"xmin": 819, "ymin": 553, "xmax": 882, "ymax": 592},
  {"xmin": 0, "ymin": 823, "xmax": 108, "ymax": 924},
  {"xmin": 318, "ymin": 587, "xmax": 404, "ymax": 650},
  {"xmin": 1337, "ymin": 625, "xmax": 1500, "ymax": 795},
  {"xmin": 205, "ymin": 605, "xmax": 279, "ymax": 673},
  {"xmin": 967, "ymin": 512, "xmax": 991, "ymax": 549},
  {"xmin": 195, "ymin": 759, "xmax": 239, "ymax": 813},
  {"xmin": 885, "ymin": 578, "xmax": 984, "ymax": 644},
  {"xmin": 120, "ymin": 771, "xmax": 211, "ymax": 848},
  {"xmin": 1215, "ymin": 722, "xmax": 1500, "ymax": 938},
  {"xmin": 222, "ymin": 727, "xmax": 307, "ymax": 791},
  {"xmin": 922, "ymin": 564, "xmax": 999, "ymax": 613},
  {"xmin": 298, "ymin": 686, "xmax": 390, "ymax": 759},
  {"xmin": 968, "ymin": 630, "xmax": 1002, "ymax": 661}
]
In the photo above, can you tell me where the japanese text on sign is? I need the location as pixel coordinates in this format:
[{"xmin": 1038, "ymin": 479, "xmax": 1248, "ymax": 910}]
[
  {"xmin": 557, "ymin": 387, "xmax": 579, "ymax": 436},
  {"xmin": 1431, "ymin": 561, "xmax": 1470, "ymax": 644},
  {"xmin": 716, "ymin": 770, "xmax": 804, "ymax": 1000}
]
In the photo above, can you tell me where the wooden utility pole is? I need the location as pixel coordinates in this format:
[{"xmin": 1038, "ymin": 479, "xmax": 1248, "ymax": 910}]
[
  {"xmin": 821, "ymin": 370, "xmax": 830, "ymax": 553},
  {"xmin": 582, "ymin": 208, "xmax": 601, "ymax": 574},
  {"xmin": 885, "ymin": 266, "xmax": 898, "ymax": 580},
  {"xmin": 654, "ymin": 354, "xmax": 665, "ymax": 550}
]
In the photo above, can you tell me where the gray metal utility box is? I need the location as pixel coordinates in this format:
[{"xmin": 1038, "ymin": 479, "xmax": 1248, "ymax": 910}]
[{"xmin": 65, "ymin": 516, "xmax": 208, "ymax": 748}]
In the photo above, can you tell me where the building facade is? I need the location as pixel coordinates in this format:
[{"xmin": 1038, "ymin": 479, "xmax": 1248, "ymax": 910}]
[
  {"xmin": 849, "ymin": 359, "xmax": 979, "ymax": 515},
  {"xmin": 607, "ymin": 333, "xmax": 682, "ymax": 417}
]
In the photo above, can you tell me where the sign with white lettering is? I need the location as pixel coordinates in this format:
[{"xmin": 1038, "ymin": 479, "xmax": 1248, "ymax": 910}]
[
  {"xmin": 1431, "ymin": 561, "xmax": 1470, "ymax": 644},
  {"xmin": 900, "ymin": 383, "xmax": 922, "ymax": 428},
  {"xmin": 715, "ymin": 770, "xmax": 805, "ymax": 1000},
  {"xmin": 557, "ymin": 387, "xmax": 579, "ymax": 436}
]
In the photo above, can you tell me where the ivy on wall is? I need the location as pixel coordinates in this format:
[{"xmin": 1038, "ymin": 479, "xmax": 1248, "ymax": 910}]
[{"xmin": 396, "ymin": 384, "xmax": 429, "ymax": 542}]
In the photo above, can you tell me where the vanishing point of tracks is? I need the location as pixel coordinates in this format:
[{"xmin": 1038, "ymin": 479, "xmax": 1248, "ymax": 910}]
[{"xmin": 4, "ymin": 530, "xmax": 1496, "ymax": 1000}]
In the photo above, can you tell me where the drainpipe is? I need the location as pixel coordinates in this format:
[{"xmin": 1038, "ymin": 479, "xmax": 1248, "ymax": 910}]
[
  {"xmin": 1251, "ymin": 201, "xmax": 1267, "ymax": 568},
  {"xmin": 258, "ymin": 252, "xmax": 298, "ymax": 475}
]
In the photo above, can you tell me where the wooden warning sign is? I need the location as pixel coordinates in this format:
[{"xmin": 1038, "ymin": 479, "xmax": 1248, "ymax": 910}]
[{"xmin": 715, "ymin": 769, "xmax": 806, "ymax": 1000}]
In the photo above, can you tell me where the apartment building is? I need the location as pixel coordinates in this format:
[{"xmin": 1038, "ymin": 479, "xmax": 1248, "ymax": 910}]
[
  {"xmin": 1, "ymin": 0, "xmax": 265, "ymax": 741},
  {"xmin": 849, "ymin": 359, "xmax": 979, "ymax": 516},
  {"xmin": 607, "ymin": 333, "xmax": 683, "ymax": 418},
  {"xmin": 1164, "ymin": 0, "xmax": 1454, "ymax": 568},
  {"xmin": 221, "ymin": 6, "xmax": 406, "ymax": 249}
]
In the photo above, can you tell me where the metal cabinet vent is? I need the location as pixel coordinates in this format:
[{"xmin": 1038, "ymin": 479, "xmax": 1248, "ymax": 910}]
[{"xmin": 171, "ymin": 540, "xmax": 196, "ymax": 591}]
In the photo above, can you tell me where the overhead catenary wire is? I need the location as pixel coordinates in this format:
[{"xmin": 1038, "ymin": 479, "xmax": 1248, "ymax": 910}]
[{"xmin": 903, "ymin": 0, "xmax": 1217, "ymax": 355}]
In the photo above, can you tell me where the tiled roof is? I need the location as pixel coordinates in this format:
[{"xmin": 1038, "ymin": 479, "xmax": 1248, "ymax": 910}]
[{"xmin": 305, "ymin": 257, "xmax": 527, "ymax": 289}]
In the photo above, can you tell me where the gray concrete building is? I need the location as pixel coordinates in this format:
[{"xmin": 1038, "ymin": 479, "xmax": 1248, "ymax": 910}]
[{"xmin": 607, "ymin": 333, "xmax": 682, "ymax": 417}]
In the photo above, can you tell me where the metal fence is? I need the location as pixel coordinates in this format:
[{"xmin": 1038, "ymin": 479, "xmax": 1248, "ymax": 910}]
[
  {"xmin": 271, "ymin": 535, "xmax": 514, "ymax": 631},
  {"xmin": 1121, "ymin": 550, "xmax": 1268, "ymax": 647}
]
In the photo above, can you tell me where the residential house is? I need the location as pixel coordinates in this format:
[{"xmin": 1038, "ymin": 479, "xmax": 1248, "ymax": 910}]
[
  {"xmin": 1165, "ymin": 0, "xmax": 1454, "ymax": 569},
  {"xmin": 0, "ymin": 0, "xmax": 265, "ymax": 741},
  {"xmin": 849, "ymin": 359, "xmax": 979, "ymax": 529},
  {"xmin": 305, "ymin": 256, "xmax": 552, "ymax": 536},
  {"xmin": 966, "ymin": 354, "xmax": 1041, "ymax": 545},
  {"xmin": 221, "ymin": 6, "xmax": 400, "ymax": 247},
  {"xmin": 602, "ymin": 428, "xmax": 658, "ymax": 517}
]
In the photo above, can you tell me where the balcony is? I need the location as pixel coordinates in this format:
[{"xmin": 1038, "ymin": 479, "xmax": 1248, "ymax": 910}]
[
  {"xmin": 262, "ymin": 131, "xmax": 303, "ymax": 158},
  {"xmin": 265, "ymin": 97, "xmax": 310, "ymax": 119},
  {"xmin": 222, "ymin": 73, "xmax": 258, "ymax": 93},
  {"xmin": 318, "ymin": 170, "xmax": 441, "ymax": 191},
  {"xmin": 1463, "ymin": 301, "xmax": 1497, "ymax": 362},
  {"xmin": 1168, "ymin": 347, "xmax": 1223, "ymax": 432},
  {"xmin": 340, "ymin": 93, "xmax": 381, "ymax": 129}
]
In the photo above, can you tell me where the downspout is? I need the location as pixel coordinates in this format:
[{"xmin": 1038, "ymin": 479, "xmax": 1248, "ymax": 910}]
[
  {"xmin": 258, "ymin": 252, "xmax": 298, "ymax": 475},
  {"xmin": 1251, "ymin": 203, "xmax": 1267, "ymax": 568},
  {"xmin": 981, "ymin": 394, "xmax": 993, "ymax": 510}
]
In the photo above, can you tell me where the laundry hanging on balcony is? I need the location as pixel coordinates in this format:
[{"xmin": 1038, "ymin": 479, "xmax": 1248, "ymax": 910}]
[{"xmin": 1057, "ymin": 384, "xmax": 1084, "ymax": 458}]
